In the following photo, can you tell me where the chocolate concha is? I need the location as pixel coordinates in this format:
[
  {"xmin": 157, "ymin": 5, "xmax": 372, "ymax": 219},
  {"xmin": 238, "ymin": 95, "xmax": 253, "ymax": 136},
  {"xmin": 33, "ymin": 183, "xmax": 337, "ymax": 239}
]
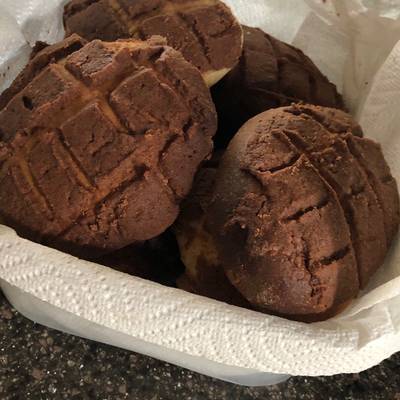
[
  {"xmin": 0, "ymin": 35, "xmax": 217, "ymax": 255},
  {"xmin": 63, "ymin": 0, "xmax": 244, "ymax": 87},
  {"xmin": 177, "ymin": 104, "xmax": 399, "ymax": 321},
  {"xmin": 212, "ymin": 26, "xmax": 344, "ymax": 147}
]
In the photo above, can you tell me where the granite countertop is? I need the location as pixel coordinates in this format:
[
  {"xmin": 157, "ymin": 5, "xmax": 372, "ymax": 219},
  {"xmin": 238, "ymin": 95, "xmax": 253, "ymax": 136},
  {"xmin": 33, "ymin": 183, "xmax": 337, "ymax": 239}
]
[{"xmin": 0, "ymin": 291, "xmax": 399, "ymax": 400}]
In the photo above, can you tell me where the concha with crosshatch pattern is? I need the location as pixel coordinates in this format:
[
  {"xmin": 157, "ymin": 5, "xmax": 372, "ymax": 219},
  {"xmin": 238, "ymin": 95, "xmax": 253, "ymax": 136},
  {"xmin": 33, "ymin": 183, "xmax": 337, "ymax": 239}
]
[
  {"xmin": 0, "ymin": 35, "xmax": 217, "ymax": 256},
  {"xmin": 212, "ymin": 26, "xmax": 345, "ymax": 148},
  {"xmin": 63, "ymin": 0, "xmax": 244, "ymax": 87},
  {"xmin": 175, "ymin": 104, "xmax": 400, "ymax": 321}
]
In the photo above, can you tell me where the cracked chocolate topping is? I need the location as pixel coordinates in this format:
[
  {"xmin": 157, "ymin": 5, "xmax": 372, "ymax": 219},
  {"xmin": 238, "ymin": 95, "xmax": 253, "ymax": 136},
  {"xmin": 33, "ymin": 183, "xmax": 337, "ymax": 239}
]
[
  {"xmin": 63, "ymin": 0, "xmax": 243, "ymax": 86},
  {"xmin": 201, "ymin": 104, "xmax": 399, "ymax": 321},
  {"xmin": 0, "ymin": 36, "xmax": 217, "ymax": 255},
  {"xmin": 212, "ymin": 26, "xmax": 344, "ymax": 148}
]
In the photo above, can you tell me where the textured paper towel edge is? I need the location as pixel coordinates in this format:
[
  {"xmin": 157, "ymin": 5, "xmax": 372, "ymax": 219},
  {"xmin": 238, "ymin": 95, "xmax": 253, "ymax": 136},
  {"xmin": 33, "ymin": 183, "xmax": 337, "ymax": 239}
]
[{"xmin": 1, "ymin": 225, "xmax": 400, "ymax": 376}]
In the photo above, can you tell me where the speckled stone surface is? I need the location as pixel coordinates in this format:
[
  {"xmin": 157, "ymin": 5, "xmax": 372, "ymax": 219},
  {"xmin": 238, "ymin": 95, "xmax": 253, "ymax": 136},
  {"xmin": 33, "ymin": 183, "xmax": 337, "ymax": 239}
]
[{"xmin": 0, "ymin": 291, "xmax": 399, "ymax": 400}]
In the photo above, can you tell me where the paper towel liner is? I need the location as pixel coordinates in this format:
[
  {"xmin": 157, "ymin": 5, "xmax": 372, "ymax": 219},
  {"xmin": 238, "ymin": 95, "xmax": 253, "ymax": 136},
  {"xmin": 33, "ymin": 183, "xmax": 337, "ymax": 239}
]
[
  {"xmin": 1, "ymin": 0, "xmax": 400, "ymax": 378},
  {"xmin": 0, "ymin": 281, "xmax": 290, "ymax": 386}
]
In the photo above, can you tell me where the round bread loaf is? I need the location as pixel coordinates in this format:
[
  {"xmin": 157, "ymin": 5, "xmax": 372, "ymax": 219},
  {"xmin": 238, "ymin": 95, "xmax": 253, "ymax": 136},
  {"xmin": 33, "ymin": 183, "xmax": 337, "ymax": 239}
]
[
  {"xmin": 177, "ymin": 104, "xmax": 399, "ymax": 321},
  {"xmin": 212, "ymin": 26, "xmax": 344, "ymax": 147},
  {"xmin": 0, "ymin": 35, "xmax": 217, "ymax": 255},
  {"xmin": 63, "ymin": 0, "xmax": 243, "ymax": 87}
]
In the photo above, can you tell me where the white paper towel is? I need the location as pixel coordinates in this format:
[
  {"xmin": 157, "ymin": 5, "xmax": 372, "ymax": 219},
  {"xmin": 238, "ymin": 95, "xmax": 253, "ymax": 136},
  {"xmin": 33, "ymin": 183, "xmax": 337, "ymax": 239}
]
[{"xmin": 0, "ymin": 0, "xmax": 400, "ymax": 377}]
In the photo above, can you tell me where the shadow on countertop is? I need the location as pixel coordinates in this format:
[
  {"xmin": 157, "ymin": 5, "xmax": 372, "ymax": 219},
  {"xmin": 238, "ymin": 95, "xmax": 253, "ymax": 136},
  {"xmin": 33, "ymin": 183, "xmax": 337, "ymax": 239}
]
[{"xmin": 0, "ymin": 291, "xmax": 399, "ymax": 400}]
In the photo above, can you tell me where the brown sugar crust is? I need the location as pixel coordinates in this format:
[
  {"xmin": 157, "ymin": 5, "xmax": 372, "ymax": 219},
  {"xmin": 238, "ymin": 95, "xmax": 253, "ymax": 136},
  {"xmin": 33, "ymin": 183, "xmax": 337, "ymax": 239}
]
[
  {"xmin": 0, "ymin": 34, "xmax": 87, "ymax": 111},
  {"xmin": 212, "ymin": 26, "xmax": 344, "ymax": 146},
  {"xmin": 0, "ymin": 37, "xmax": 217, "ymax": 255},
  {"xmin": 346, "ymin": 135, "xmax": 400, "ymax": 245},
  {"xmin": 269, "ymin": 104, "xmax": 388, "ymax": 288},
  {"xmin": 206, "ymin": 105, "xmax": 398, "ymax": 320},
  {"xmin": 63, "ymin": 0, "xmax": 243, "ymax": 85}
]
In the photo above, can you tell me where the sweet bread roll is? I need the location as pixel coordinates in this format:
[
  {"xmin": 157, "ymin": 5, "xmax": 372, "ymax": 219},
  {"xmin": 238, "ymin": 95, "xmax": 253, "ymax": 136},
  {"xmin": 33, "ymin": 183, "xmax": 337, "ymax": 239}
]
[
  {"xmin": 0, "ymin": 35, "xmax": 217, "ymax": 255},
  {"xmin": 176, "ymin": 104, "xmax": 399, "ymax": 321},
  {"xmin": 64, "ymin": 0, "xmax": 243, "ymax": 86},
  {"xmin": 212, "ymin": 26, "xmax": 344, "ymax": 147}
]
